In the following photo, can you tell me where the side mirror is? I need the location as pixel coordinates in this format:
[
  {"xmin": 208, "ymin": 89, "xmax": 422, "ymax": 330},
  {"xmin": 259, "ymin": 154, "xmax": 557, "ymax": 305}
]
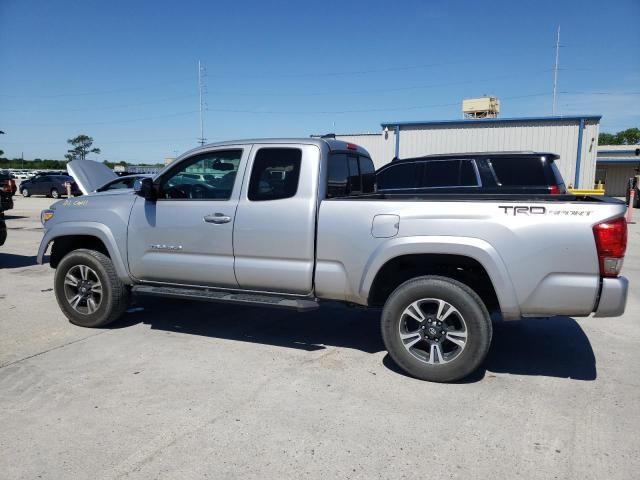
[{"xmin": 134, "ymin": 177, "xmax": 156, "ymax": 200}]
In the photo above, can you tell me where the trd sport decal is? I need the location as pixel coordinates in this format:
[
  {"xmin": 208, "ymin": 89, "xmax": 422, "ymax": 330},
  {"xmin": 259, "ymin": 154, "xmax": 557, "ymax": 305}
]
[{"xmin": 499, "ymin": 206, "xmax": 594, "ymax": 216}]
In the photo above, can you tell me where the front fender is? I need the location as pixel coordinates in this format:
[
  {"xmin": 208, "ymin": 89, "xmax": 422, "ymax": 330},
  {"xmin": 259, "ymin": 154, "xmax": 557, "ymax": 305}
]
[
  {"xmin": 37, "ymin": 222, "xmax": 132, "ymax": 283},
  {"xmin": 359, "ymin": 235, "xmax": 521, "ymax": 320}
]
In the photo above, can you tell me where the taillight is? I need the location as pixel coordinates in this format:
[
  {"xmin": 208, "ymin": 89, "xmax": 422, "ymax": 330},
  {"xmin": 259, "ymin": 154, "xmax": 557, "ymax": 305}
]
[
  {"xmin": 549, "ymin": 185, "xmax": 561, "ymax": 195},
  {"xmin": 593, "ymin": 217, "xmax": 627, "ymax": 277},
  {"xmin": 346, "ymin": 143, "xmax": 358, "ymax": 151}
]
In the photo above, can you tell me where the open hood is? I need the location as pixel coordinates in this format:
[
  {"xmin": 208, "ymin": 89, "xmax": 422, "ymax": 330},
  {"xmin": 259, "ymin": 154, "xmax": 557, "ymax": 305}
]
[{"xmin": 67, "ymin": 160, "xmax": 118, "ymax": 194}]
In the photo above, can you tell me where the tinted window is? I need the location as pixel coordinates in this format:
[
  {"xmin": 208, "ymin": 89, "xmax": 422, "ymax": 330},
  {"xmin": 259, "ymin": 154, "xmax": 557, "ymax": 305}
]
[
  {"xmin": 460, "ymin": 160, "xmax": 477, "ymax": 185},
  {"xmin": 348, "ymin": 156, "xmax": 361, "ymax": 193},
  {"xmin": 359, "ymin": 156, "xmax": 375, "ymax": 193},
  {"xmin": 248, "ymin": 148, "xmax": 301, "ymax": 201},
  {"xmin": 327, "ymin": 153, "xmax": 349, "ymax": 198},
  {"xmin": 160, "ymin": 149, "xmax": 242, "ymax": 200},
  {"xmin": 490, "ymin": 157, "xmax": 547, "ymax": 186},
  {"xmin": 550, "ymin": 161, "xmax": 566, "ymax": 190},
  {"xmin": 377, "ymin": 163, "xmax": 418, "ymax": 190},
  {"xmin": 423, "ymin": 161, "xmax": 459, "ymax": 187},
  {"xmin": 423, "ymin": 160, "xmax": 477, "ymax": 187}
]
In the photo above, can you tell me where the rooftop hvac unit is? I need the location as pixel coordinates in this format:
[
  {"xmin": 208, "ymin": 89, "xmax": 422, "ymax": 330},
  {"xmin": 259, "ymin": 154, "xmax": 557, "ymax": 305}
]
[{"xmin": 463, "ymin": 97, "xmax": 500, "ymax": 119}]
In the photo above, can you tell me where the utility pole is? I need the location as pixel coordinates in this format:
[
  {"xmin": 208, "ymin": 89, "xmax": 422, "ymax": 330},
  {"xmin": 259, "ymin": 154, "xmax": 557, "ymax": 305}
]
[
  {"xmin": 552, "ymin": 25, "xmax": 560, "ymax": 115},
  {"xmin": 21, "ymin": 152, "xmax": 24, "ymax": 170},
  {"xmin": 198, "ymin": 60, "xmax": 207, "ymax": 146}
]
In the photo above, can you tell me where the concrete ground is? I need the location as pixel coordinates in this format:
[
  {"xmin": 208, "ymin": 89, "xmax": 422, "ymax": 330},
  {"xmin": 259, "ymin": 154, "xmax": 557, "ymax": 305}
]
[{"xmin": 1, "ymin": 195, "xmax": 639, "ymax": 480}]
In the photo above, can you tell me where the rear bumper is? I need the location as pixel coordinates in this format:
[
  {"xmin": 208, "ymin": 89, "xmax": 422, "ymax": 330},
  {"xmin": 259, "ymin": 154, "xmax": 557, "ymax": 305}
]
[{"xmin": 594, "ymin": 277, "xmax": 628, "ymax": 318}]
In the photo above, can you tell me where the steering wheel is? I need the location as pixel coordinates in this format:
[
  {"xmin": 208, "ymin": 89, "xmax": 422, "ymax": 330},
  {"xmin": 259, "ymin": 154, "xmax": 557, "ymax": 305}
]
[
  {"xmin": 165, "ymin": 185, "xmax": 188, "ymax": 199},
  {"xmin": 190, "ymin": 184, "xmax": 207, "ymax": 199}
]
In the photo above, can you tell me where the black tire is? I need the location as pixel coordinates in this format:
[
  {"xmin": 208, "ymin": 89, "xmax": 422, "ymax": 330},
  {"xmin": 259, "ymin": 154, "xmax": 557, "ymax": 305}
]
[
  {"xmin": 21, "ymin": 188, "xmax": 30, "ymax": 197},
  {"xmin": 54, "ymin": 249, "xmax": 130, "ymax": 328},
  {"xmin": 381, "ymin": 275, "xmax": 492, "ymax": 382},
  {"xmin": 51, "ymin": 188, "xmax": 60, "ymax": 199}
]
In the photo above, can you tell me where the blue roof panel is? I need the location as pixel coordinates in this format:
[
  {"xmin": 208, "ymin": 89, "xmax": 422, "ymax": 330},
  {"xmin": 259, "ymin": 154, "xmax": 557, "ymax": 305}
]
[
  {"xmin": 381, "ymin": 115, "xmax": 602, "ymax": 128},
  {"xmin": 596, "ymin": 157, "xmax": 640, "ymax": 164}
]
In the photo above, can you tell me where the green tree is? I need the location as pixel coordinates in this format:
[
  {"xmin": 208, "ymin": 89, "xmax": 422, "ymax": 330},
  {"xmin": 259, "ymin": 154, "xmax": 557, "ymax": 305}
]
[
  {"xmin": 65, "ymin": 134, "xmax": 101, "ymax": 161},
  {"xmin": 599, "ymin": 128, "xmax": 640, "ymax": 146},
  {"xmin": 616, "ymin": 128, "xmax": 640, "ymax": 145},
  {"xmin": 598, "ymin": 132, "xmax": 621, "ymax": 145}
]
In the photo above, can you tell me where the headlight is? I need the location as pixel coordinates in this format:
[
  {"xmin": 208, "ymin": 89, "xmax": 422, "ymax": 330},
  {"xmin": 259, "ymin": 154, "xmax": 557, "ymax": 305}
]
[{"xmin": 41, "ymin": 209, "xmax": 54, "ymax": 225}]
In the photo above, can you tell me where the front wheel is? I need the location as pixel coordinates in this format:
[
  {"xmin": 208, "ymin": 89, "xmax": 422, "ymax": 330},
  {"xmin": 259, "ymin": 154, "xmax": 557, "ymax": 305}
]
[
  {"xmin": 21, "ymin": 188, "xmax": 30, "ymax": 197},
  {"xmin": 381, "ymin": 276, "xmax": 492, "ymax": 382},
  {"xmin": 54, "ymin": 249, "xmax": 130, "ymax": 327}
]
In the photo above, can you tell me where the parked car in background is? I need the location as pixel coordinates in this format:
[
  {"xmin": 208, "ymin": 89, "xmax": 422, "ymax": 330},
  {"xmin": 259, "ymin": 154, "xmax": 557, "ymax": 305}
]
[
  {"xmin": 20, "ymin": 175, "xmax": 81, "ymax": 198},
  {"xmin": 0, "ymin": 207, "xmax": 6, "ymax": 246},
  {"xmin": 11, "ymin": 171, "xmax": 30, "ymax": 180},
  {"xmin": 0, "ymin": 187, "xmax": 13, "ymax": 211},
  {"xmin": 376, "ymin": 152, "xmax": 567, "ymax": 195},
  {"xmin": 1, "ymin": 172, "xmax": 17, "ymax": 195}
]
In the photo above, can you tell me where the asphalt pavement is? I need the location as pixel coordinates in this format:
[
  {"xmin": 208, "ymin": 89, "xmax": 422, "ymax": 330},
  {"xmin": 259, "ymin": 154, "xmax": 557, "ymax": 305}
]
[{"xmin": 1, "ymin": 195, "xmax": 639, "ymax": 479}]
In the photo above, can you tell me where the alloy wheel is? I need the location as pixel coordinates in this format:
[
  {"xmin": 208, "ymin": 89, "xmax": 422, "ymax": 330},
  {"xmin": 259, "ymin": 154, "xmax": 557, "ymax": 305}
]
[
  {"xmin": 63, "ymin": 264, "xmax": 103, "ymax": 315},
  {"xmin": 398, "ymin": 298, "xmax": 468, "ymax": 365}
]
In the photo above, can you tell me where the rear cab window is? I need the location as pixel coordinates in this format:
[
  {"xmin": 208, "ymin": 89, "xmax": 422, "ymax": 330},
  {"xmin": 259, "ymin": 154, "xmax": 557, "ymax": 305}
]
[{"xmin": 326, "ymin": 153, "xmax": 375, "ymax": 198}]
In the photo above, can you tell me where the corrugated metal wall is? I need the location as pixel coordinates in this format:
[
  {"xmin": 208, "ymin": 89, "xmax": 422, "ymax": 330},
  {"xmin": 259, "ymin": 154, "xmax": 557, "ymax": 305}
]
[
  {"xmin": 600, "ymin": 164, "xmax": 636, "ymax": 196},
  {"xmin": 332, "ymin": 133, "xmax": 396, "ymax": 169},
  {"xmin": 337, "ymin": 118, "xmax": 600, "ymax": 188}
]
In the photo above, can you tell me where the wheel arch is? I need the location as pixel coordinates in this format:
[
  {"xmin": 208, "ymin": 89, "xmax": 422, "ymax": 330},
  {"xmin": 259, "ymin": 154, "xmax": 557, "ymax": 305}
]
[
  {"xmin": 361, "ymin": 236, "xmax": 521, "ymax": 320},
  {"xmin": 38, "ymin": 222, "xmax": 132, "ymax": 283}
]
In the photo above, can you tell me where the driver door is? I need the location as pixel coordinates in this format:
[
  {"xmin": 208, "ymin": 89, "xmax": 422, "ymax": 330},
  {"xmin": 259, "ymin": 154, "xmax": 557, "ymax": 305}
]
[{"xmin": 127, "ymin": 147, "xmax": 248, "ymax": 287}]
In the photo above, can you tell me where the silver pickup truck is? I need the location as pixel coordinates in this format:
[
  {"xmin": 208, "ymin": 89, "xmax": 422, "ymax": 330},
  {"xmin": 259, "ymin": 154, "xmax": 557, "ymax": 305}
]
[{"xmin": 37, "ymin": 138, "xmax": 629, "ymax": 382}]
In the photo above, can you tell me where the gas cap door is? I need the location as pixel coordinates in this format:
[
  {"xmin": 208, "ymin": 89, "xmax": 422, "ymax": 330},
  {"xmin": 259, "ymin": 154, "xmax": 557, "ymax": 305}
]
[{"xmin": 371, "ymin": 214, "xmax": 400, "ymax": 238}]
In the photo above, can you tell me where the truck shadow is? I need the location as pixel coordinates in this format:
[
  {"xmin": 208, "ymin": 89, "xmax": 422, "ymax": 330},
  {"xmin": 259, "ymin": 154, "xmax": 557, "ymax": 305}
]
[
  {"xmin": 0, "ymin": 253, "xmax": 39, "ymax": 269},
  {"xmin": 114, "ymin": 298, "xmax": 596, "ymax": 382}
]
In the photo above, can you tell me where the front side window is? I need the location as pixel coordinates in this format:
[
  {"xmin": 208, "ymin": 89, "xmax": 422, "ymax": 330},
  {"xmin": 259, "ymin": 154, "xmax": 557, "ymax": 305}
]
[
  {"xmin": 248, "ymin": 148, "xmax": 302, "ymax": 201},
  {"xmin": 160, "ymin": 149, "xmax": 242, "ymax": 200}
]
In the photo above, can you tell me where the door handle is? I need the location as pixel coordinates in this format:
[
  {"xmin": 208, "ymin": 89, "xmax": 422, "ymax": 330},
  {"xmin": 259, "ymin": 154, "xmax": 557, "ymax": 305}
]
[{"xmin": 204, "ymin": 213, "xmax": 232, "ymax": 224}]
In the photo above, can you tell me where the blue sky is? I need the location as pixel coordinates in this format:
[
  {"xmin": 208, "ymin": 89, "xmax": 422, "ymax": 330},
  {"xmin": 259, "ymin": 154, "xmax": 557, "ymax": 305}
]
[{"xmin": 1, "ymin": 0, "xmax": 639, "ymax": 163}]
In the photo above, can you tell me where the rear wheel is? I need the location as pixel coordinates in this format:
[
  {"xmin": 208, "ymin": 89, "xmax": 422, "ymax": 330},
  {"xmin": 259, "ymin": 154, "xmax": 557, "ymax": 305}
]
[
  {"xmin": 54, "ymin": 249, "xmax": 130, "ymax": 327},
  {"xmin": 51, "ymin": 188, "xmax": 60, "ymax": 198},
  {"xmin": 21, "ymin": 188, "xmax": 30, "ymax": 197},
  {"xmin": 381, "ymin": 276, "xmax": 492, "ymax": 382}
]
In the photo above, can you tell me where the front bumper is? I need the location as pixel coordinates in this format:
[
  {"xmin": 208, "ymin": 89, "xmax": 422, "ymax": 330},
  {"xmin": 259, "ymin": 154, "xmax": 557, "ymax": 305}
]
[{"xmin": 594, "ymin": 277, "xmax": 629, "ymax": 317}]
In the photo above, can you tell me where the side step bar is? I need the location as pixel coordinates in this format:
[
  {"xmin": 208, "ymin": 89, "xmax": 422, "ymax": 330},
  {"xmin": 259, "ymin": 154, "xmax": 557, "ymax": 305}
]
[{"xmin": 132, "ymin": 285, "xmax": 319, "ymax": 312}]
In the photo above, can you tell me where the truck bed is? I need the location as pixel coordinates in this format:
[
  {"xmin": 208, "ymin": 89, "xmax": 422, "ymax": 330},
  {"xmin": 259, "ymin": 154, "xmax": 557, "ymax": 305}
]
[
  {"xmin": 331, "ymin": 193, "xmax": 623, "ymax": 204},
  {"xmin": 315, "ymin": 194, "xmax": 627, "ymax": 320}
]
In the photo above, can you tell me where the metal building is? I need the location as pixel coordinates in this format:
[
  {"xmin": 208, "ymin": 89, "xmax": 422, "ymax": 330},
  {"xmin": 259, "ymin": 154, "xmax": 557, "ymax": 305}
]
[
  {"xmin": 334, "ymin": 115, "xmax": 601, "ymax": 189},
  {"xmin": 595, "ymin": 145, "xmax": 640, "ymax": 196}
]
